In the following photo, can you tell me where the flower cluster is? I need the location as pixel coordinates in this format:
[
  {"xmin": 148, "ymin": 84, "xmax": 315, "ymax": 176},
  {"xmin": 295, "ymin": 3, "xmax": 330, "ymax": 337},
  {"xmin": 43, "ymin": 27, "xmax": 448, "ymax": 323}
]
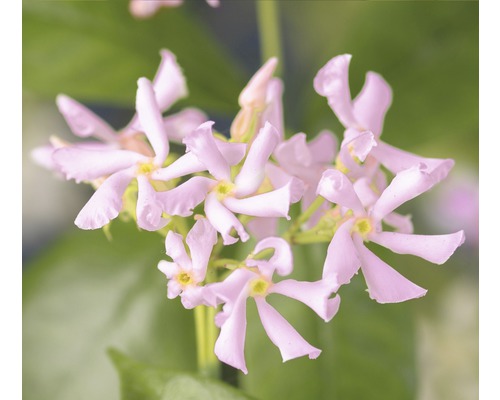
[{"xmin": 33, "ymin": 50, "xmax": 465, "ymax": 374}]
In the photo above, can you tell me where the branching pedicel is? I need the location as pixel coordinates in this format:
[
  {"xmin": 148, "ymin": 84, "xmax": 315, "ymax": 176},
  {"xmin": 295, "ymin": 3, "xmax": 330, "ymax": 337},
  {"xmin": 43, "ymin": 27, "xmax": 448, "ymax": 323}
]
[{"xmin": 33, "ymin": 51, "xmax": 465, "ymax": 375}]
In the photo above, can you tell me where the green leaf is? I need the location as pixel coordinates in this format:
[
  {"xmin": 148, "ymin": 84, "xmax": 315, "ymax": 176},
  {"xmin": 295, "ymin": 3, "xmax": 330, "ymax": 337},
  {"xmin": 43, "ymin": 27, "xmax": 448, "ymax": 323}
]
[
  {"xmin": 22, "ymin": 0, "xmax": 245, "ymax": 114},
  {"xmin": 108, "ymin": 348, "xmax": 255, "ymax": 400},
  {"xmin": 23, "ymin": 221, "xmax": 197, "ymax": 400}
]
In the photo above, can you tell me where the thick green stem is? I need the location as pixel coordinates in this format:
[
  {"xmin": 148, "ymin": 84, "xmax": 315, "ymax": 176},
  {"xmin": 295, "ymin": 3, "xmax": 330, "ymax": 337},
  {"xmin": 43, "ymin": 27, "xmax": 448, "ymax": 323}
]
[
  {"xmin": 194, "ymin": 306, "xmax": 207, "ymax": 374},
  {"xmin": 256, "ymin": 0, "xmax": 283, "ymax": 75}
]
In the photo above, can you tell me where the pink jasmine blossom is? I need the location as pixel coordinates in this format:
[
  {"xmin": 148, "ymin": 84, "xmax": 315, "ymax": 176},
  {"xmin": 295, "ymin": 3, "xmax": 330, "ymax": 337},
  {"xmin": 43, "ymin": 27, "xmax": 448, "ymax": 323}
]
[
  {"xmin": 53, "ymin": 78, "xmax": 209, "ymax": 231},
  {"xmin": 182, "ymin": 121, "xmax": 298, "ymax": 245},
  {"xmin": 317, "ymin": 167, "xmax": 465, "ymax": 303},
  {"xmin": 231, "ymin": 58, "xmax": 284, "ymax": 141},
  {"xmin": 314, "ymin": 54, "xmax": 454, "ymax": 184},
  {"xmin": 130, "ymin": 0, "xmax": 219, "ymax": 19},
  {"xmin": 158, "ymin": 218, "xmax": 218, "ymax": 309},
  {"xmin": 207, "ymin": 237, "xmax": 340, "ymax": 373}
]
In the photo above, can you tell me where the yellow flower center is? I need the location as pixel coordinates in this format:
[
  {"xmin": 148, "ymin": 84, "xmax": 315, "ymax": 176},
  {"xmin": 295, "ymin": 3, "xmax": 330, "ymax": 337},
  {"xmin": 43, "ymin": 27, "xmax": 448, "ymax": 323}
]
[
  {"xmin": 177, "ymin": 271, "xmax": 194, "ymax": 286},
  {"xmin": 214, "ymin": 180, "xmax": 236, "ymax": 201},
  {"xmin": 137, "ymin": 161, "xmax": 156, "ymax": 175},
  {"xmin": 352, "ymin": 217, "xmax": 373, "ymax": 239},
  {"xmin": 249, "ymin": 277, "xmax": 271, "ymax": 297}
]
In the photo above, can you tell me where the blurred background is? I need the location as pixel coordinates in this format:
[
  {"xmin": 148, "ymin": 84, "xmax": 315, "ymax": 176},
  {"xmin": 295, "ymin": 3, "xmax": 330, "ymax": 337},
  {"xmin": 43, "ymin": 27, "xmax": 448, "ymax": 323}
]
[{"xmin": 23, "ymin": 1, "xmax": 478, "ymax": 399}]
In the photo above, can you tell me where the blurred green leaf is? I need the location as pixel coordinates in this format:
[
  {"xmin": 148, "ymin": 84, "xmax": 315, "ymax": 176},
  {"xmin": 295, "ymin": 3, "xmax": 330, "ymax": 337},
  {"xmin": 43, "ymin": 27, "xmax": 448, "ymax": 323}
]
[
  {"xmin": 109, "ymin": 348, "xmax": 255, "ymax": 400},
  {"xmin": 23, "ymin": 220, "xmax": 197, "ymax": 400},
  {"xmin": 22, "ymin": 0, "xmax": 245, "ymax": 114}
]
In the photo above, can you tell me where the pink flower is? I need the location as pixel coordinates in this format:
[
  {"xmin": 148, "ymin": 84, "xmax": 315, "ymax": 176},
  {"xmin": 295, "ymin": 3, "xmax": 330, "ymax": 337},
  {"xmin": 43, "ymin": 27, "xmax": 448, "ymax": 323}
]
[
  {"xmin": 181, "ymin": 121, "xmax": 298, "ymax": 245},
  {"xmin": 52, "ymin": 77, "xmax": 210, "ymax": 231},
  {"xmin": 207, "ymin": 237, "xmax": 340, "ymax": 374},
  {"xmin": 32, "ymin": 50, "xmax": 206, "ymax": 174},
  {"xmin": 130, "ymin": 0, "xmax": 219, "ymax": 19},
  {"xmin": 314, "ymin": 54, "xmax": 454, "ymax": 184},
  {"xmin": 317, "ymin": 167, "xmax": 465, "ymax": 303},
  {"xmin": 158, "ymin": 218, "xmax": 218, "ymax": 309}
]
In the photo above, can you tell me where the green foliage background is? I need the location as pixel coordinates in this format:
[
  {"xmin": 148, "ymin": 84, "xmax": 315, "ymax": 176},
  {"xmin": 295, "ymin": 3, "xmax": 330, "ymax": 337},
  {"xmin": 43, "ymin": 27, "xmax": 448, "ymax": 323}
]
[{"xmin": 23, "ymin": 1, "xmax": 478, "ymax": 399}]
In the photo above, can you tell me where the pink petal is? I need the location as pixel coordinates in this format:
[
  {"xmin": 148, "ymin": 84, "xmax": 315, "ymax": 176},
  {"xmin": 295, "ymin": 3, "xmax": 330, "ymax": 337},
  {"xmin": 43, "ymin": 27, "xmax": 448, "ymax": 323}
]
[
  {"xmin": 352, "ymin": 72, "xmax": 392, "ymax": 136},
  {"xmin": 166, "ymin": 280, "xmax": 183, "ymax": 299},
  {"xmin": 341, "ymin": 129, "xmax": 377, "ymax": 163},
  {"xmin": 52, "ymin": 147, "xmax": 143, "ymax": 183},
  {"xmin": 317, "ymin": 169, "xmax": 365, "ymax": 215},
  {"xmin": 371, "ymin": 141, "xmax": 454, "ymax": 183},
  {"xmin": 206, "ymin": 0, "xmax": 220, "ymax": 7},
  {"xmin": 157, "ymin": 260, "xmax": 180, "ymax": 279},
  {"xmin": 235, "ymin": 122, "xmax": 280, "ymax": 197},
  {"xmin": 215, "ymin": 139, "xmax": 247, "ymax": 166},
  {"xmin": 270, "ymin": 279, "xmax": 341, "ymax": 322},
  {"xmin": 214, "ymin": 283, "xmax": 250, "ymax": 374},
  {"xmin": 246, "ymin": 237, "xmax": 293, "ymax": 277},
  {"xmin": 260, "ymin": 78, "xmax": 284, "ymax": 140},
  {"xmin": 313, "ymin": 54, "xmax": 358, "ymax": 129},
  {"xmin": 224, "ymin": 183, "xmax": 293, "ymax": 219},
  {"xmin": 354, "ymin": 237, "xmax": 427, "ymax": 303},
  {"xmin": 152, "ymin": 152, "xmax": 206, "ymax": 182},
  {"xmin": 353, "ymin": 177, "xmax": 379, "ymax": 208},
  {"xmin": 180, "ymin": 286, "xmax": 212, "ymax": 309},
  {"xmin": 382, "ymin": 212, "xmax": 414, "ymax": 234},
  {"xmin": 307, "ymin": 129, "xmax": 338, "ymax": 164},
  {"xmin": 246, "ymin": 217, "xmax": 279, "ymax": 240},
  {"xmin": 74, "ymin": 167, "xmax": 135, "ymax": 229},
  {"xmin": 209, "ymin": 268, "xmax": 255, "ymax": 306},
  {"xmin": 371, "ymin": 164, "xmax": 436, "ymax": 222},
  {"xmin": 56, "ymin": 94, "xmax": 117, "ymax": 142},
  {"xmin": 205, "ymin": 193, "xmax": 249, "ymax": 245},
  {"xmin": 162, "ymin": 108, "xmax": 208, "ymax": 143},
  {"xmin": 323, "ymin": 219, "xmax": 360, "ymax": 286},
  {"xmin": 31, "ymin": 144, "xmax": 59, "ymax": 172},
  {"xmin": 183, "ymin": 121, "xmax": 230, "ymax": 181},
  {"xmin": 186, "ymin": 218, "xmax": 218, "ymax": 277},
  {"xmin": 152, "ymin": 49, "xmax": 188, "ymax": 112},
  {"xmin": 156, "ymin": 176, "xmax": 215, "ymax": 217},
  {"xmin": 136, "ymin": 77, "xmax": 169, "ymax": 164},
  {"xmin": 265, "ymin": 163, "xmax": 305, "ymax": 204},
  {"xmin": 274, "ymin": 133, "xmax": 314, "ymax": 178},
  {"xmin": 370, "ymin": 230, "xmax": 465, "ymax": 264},
  {"xmin": 239, "ymin": 58, "xmax": 278, "ymax": 108},
  {"xmin": 255, "ymin": 297, "xmax": 321, "ymax": 362},
  {"xmin": 136, "ymin": 175, "xmax": 170, "ymax": 231},
  {"xmin": 164, "ymin": 230, "xmax": 192, "ymax": 271}
]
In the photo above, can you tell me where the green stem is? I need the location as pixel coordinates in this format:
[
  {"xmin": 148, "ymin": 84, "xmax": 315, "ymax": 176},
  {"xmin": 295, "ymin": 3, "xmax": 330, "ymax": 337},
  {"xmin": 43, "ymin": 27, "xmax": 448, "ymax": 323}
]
[
  {"xmin": 256, "ymin": 0, "xmax": 283, "ymax": 75},
  {"xmin": 194, "ymin": 306, "xmax": 207, "ymax": 374},
  {"xmin": 283, "ymin": 196, "xmax": 325, "ymax": 243}
]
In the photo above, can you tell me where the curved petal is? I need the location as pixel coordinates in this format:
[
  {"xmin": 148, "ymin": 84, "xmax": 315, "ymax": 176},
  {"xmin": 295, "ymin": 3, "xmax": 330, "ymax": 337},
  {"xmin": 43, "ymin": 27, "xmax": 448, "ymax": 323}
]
[
  {"xmin": 166, "ymin": 280, "xmax": 183, "ymax": 300},
  {"xmin": 53, "ymin": 147, "xmax": 143, "ymax": 183},
  {"xmin": 56, "ymin": 94, "xmax": 117, "ymax": 142},
  {"xmin": 206, "ymin": 0, "xmax": 220, "ymax": 7},
  {"xmin": 370, "ymin": 230, "xmax": 465, "ymax": 265},
  {"xmin": 270, "ymin": 279, "xmax": 341, "ymax": 322},
  {"xmin": 371, "ymin": 141, "xmax": 454, "ymax": 183},
  {"xmin": 354, "ymin": 237, "xmax": 427, "ymax": 303},
  {"xmin": 183, "ymin": 121, "xmax": 230, "ymax": 181},
  {"xmin": 136, "ymin": 175, "xmax": 170, "ymax": 231},
  {"xmin": 205, "ymin": 193, "xmax": 249, "ymax": 245},
  {"xmin": 224, "ymin": 183, "xmax": 292, "ymax": 219},
  {"xmin": 313, "ymin": 54, "xmax": 358, "ymax": 129},
  {"xmin": 31, "ymin": 144, "xmax": 59, "ymax": 172},
  {"xmin": 186, "ymin": 218, "xmax": 218, "ymax": 277},
  {"xmin": 162, "ymin": 108, "xmax": 208, "ymax": 143},
  {"xmin": 214, "ymin": 283, "xmax": 250, "ymax": 374},
  {"xmin": 164, "ymin": 231, "xmax": 192, "ymax": 271},
  {"xmin": 260, "ymin": 78, "xmax": 284, "ymax": 140},
  {"xmin": 341, "ymin": 129, "xmax": 377, "ymax": 163},
  {"xmin": 152, "ymin": 152, "xmax": 206, "ymax": 182},
  {"xmin": 156, "ymin": 176, "xmax": 215, "ymax": 217},
  {"xmin": 265, "ymin": 163, "xmax": 305, "ymax": 204},
  {"xmin": 307, "ymin": 129, "xmax": 338, "ymax": 165},
  {"xmin": 323, "ymin": 219, "xmax": 360, "ymax": 286},
  {"xmin": 382, "ymin": 212, "xmax": 414, "ymax": 234},
  {"xmin": 152, "ymin": 49, "xmax": 188, "ymax": 112},
  {"xmin": 371, "ymin": 164, "xmax": 436, "ymax": 222},
  {"xmin": 255, "ymin": 297, "xmax": 321, "ymax": 362},
  {"xmin": 74, "ymin": 167, "xmax": 135, "ymax": 229},
  {"xmin": 157, "ymin": 260, "xmax": 180, "ymax": 279},
  {"xmin": 209, "ymin": 268, "xmax": 255, "ymax": 306},
  {"xmin": 246, "ymin": 236, "xmax": 293, "ymax": 278},
  {"xmin": 136, "ymin": 77, "xmax": 169, "ymax": 164},
  {"xmin": 235, "ymin": 122, "xmax": 280, "ymax": 196},
  {"xmin": 317, "ymin": 169, "xmax": 365, "ymax": 215},
  {"xmin": 180, "ymin": 286, "xmax": 214, "ymax": 310},
  {"xmin": 274, "ymin": 133, "xmax": 313, "ymax": 178},
  {"xmin": 238, "ymin": 57, "xmax": 278, "ymax": 108},
  {"xmin": 352, "ymin": 72, "xmax": 392, "ymax": 136},
  {"xmin": 353, "ymin": 177, "xmax": 379, "ymax": 208},
  {"xmin": 246, "ymin": 217, "xmax": 279, "ymax": 240},
  {"xmin": 215, "ymin": 139, "xmax": 247, "ymax": 166}
]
